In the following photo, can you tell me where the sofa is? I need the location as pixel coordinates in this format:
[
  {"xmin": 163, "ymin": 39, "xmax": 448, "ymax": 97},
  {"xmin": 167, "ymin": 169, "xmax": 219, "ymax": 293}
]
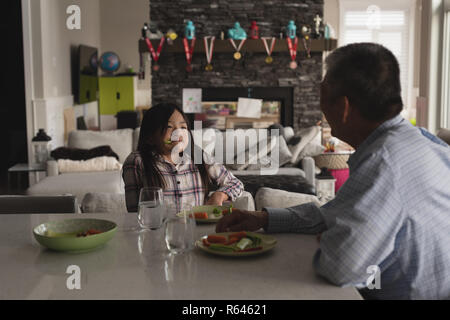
[
  {"xmin": 27, "ymin": 129, "xmax": 134, "ymax": 204},
  {"xmin": 27, "ymin": 126, "xmax": 319, "ymax": 212}
]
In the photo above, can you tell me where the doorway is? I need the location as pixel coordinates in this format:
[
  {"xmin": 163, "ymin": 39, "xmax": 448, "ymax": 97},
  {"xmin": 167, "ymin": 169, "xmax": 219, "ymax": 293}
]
[{"xmin": 0, "ymin": 0, "xmax": 28, "ymax": 194}]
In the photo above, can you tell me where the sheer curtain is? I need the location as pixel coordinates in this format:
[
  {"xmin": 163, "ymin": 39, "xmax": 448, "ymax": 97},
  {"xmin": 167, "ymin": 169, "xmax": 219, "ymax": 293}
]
[
  {"xmin": 441, "ymin": 1, "xmax": 450, "ymax": 128},
  {"xmin": 339, "ymin": 0, "xmax": 416, "ymax": 115}
]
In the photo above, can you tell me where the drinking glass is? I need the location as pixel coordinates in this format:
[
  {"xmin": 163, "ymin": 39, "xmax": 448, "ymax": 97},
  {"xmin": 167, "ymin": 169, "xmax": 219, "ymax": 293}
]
[
  {"xmin": 164, "ymin": 205, "xmax": 196, "ymax": 254},
  {"xmin": 138, "ymin": 187, "xmax": 165, "ymax": 230},
  {"xmin": 163, "ymin": 200, "xmax": 177, "ymax": 223}
]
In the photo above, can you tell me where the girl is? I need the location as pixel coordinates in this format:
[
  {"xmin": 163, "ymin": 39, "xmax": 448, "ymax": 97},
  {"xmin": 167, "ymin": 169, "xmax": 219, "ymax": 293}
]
[{"xmin": 122, "ymin": 103, "xmax": 243, "ymax": 212}]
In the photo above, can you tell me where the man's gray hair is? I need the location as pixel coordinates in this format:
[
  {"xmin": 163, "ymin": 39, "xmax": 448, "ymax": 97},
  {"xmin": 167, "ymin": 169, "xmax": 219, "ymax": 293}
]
[{"xmin": 324, "ymin": 43, "xmax": 403, "ymax": 122}]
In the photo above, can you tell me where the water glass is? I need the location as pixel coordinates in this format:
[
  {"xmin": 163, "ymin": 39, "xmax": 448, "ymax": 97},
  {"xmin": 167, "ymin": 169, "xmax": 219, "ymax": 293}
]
[
  {"xmin": 165, "ymin": 206, "xmax": 196, "ymax": 255},
  {"xmin": 138, "ymin": 187, "xmax": 164, "ymax": 230}
]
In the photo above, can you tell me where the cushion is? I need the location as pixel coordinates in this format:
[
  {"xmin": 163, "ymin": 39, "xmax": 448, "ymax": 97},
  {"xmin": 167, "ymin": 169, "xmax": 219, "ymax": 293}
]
[
  {"xmin": 226, "ymin": 135, "xmax": 266, "ymax": 171},
  {"xmin": 267, "ymin": 123, "xmax": 285, "ymax": 138},
  {"xmin": 57, "ymin": 156, "xmax": 122, "ymax": 173},
  {"xmin": 288, "ymin": 126, "xmax": 321, "ymax": 164},
  {"xmin": 246, "ymin": 136, "xmax": 292, "ymax": 170},
  {"xmin": 255, "ymin": 187, "xmax": 321, "ymax": 211},
  {"xmin": 296, "ymin": 141, "xmax": 325, "ymax": 162},
  {"xmin": 283, "ymin": 126, "xmax": 295, "ymax": 142},
  {"xmin": 234, "ymin": 174, "xmax": 315, "ymax": 198},
  {"xmin": 81, "ymin": 192, "xmax": 128, "ymax": 214},
  {"xmin": 27, "ymin": 171, "xmax": 124, "ymax": 203},
  {"xmin": 229, "ymin": 191, "xmax": 255, "ymax": 211},
  {"xmin": 51, "ymin": 145, "xmax": 119, "ymax": 161},
  {"xmin": 208, "ymin": 191, "xmax": 255, "ymax": 211},
  {"xmin": 216, "ymin": 129, "xmax": 261, "ymax": 166},
  {"xmin": 192, "ymin": 128, "xmax": 217, "ymax": 157},
  {"xmin": 68, "ymin": 129, "xmax": 133, "ymax": 163}
]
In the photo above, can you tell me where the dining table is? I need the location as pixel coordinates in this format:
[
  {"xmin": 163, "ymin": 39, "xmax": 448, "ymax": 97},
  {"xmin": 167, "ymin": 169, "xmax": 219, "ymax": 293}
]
[{"xmin": 0, "ymin": 212, "xmax": 362, "ymax": 300}]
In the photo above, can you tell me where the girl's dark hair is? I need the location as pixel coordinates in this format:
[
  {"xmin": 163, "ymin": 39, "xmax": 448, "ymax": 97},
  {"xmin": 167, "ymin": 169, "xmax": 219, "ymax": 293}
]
[{"xmin": 137, "ymin": 103, "xmax": 211, "ymax": 197}]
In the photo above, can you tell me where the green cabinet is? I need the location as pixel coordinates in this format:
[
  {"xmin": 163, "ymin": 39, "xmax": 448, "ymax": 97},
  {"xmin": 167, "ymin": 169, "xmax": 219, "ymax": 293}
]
[
  {"xmin": 79, "ymin": 75, "xmax": 98, "ymax": 104},
  {"xmin": 99, "ymin": 76, "xmax": 136, "ymax": 115}
]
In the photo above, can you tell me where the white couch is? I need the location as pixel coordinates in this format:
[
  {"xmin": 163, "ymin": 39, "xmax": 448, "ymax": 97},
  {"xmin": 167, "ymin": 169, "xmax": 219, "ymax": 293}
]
[
  {"xmin": 27, "ymin": 127, "xmax": 316, "ymax": 211},
  {"xmin": 27, "ymin": 129, "xmax": 135, "ymax": 203}
]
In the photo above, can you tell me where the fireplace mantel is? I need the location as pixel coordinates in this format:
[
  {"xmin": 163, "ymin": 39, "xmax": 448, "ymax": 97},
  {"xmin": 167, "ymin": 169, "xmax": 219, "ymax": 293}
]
[{"xmin": 139, "ymin": 38, "xmax": 337, "ymax": 54}]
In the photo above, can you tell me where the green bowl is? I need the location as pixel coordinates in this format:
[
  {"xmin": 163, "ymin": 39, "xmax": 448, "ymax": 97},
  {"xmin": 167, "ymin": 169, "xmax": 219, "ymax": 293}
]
[{"xmin": 33, "ymin": 218, "xmax": 117, "ymax": 253}]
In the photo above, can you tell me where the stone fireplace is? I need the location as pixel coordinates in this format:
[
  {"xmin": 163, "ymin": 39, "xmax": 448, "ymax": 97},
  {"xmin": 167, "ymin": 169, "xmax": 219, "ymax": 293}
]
[{"xmin": 149, "ymin": 0, "xmax": 324, "ymax": 131}]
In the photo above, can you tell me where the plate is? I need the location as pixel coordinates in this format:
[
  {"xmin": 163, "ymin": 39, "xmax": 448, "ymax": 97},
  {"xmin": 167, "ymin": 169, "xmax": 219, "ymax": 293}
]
[
  {"xmin": 195, "ymin": 232, "xmax": 277, "ymax": 257},
  {"xmin": 33, "ymin": 218, "xmax": 117, "ymax": 253},
  {"xmin": 178, "ymin": 205, "xmax": 230, "ymax": 224}
]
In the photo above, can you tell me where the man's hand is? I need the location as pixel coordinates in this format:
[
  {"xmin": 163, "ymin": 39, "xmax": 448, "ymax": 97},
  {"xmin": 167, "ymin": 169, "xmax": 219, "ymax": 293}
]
[
  {"xmin": 206, "ymin": 192, "xmax": 229, "ymax": 206},
  {"xmin": 216, "ymin": 209, "xmax": 269, "ymax": 233}
]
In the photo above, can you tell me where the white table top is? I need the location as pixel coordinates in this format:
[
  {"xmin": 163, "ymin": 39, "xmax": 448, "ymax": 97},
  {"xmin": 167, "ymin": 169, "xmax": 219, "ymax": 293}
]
[{"xmin": 0, "ymin": 213, "xmax": 362, "ymax": 300}]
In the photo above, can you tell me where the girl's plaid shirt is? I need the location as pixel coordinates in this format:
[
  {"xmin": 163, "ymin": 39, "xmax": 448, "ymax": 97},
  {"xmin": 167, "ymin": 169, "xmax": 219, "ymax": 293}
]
[{"xmin": 122, "ymin": 151, "xmax": 243, "ymax": 212}]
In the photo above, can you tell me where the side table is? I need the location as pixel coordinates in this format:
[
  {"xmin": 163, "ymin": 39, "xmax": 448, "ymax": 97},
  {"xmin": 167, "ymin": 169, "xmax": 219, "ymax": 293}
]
[
  {"xmin": 314, "ymin": 151, "xmax": 353, "ymax": 192},
  {"xmin": 7, "ymin": 163, "xmax": 47, "ymax": 194}
]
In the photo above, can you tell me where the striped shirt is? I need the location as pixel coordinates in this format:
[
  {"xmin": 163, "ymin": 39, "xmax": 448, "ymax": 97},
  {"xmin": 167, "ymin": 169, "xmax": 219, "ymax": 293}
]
[
  {"xmin": 265, "ymin": 115, "xmax": 450, "ymax": 299},
  {"xmin": 122, "ymin": 151, "xmax": 243, "ymax": 213}
]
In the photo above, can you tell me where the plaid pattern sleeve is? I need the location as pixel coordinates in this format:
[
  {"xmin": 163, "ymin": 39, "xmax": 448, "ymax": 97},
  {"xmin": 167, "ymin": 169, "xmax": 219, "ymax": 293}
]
[
  {"xmin": 264, "ymin": 203, "xmax": 327, "ymax": 234},
  {"xmin": 205, "ymin": 153, "xmax": 244, "ymax": 201},
  {"xmin": 122, "ymin": 151, "xmax": 144, "ymax": 213},
  {"xmin": 264, "ymin": 115, "xmax": 450, "ymax": 299}
]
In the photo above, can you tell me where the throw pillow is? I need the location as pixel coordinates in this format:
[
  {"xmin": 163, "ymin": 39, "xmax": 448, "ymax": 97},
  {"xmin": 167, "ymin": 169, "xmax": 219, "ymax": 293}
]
[
  {"xmin": 191, "ymin": 128, "xmax": 217, "ymax": 157},
  {"xmin": 225, "ymin": 131, "xmax": 263, "ymax": 171},
  {"xmin": 267, "ymin": 123, "xmax": 285, "ymax": 138},
  {"xmin": 51, "ymin": 145, "xmax": 120, "ymax": 161},
  {"xmin": 283, "ymin": 126, "xmax": 295, "ymax": 142},
  {"xmin": 228, "ymin": 134, "xmax": 280, "ymax": 171},
  {"xmin": 58, "ymin": 156, "xmax": 122, "ymax": 173},
  {"xmin": 288, "ymin": 126, "xmax": 320, "ymax": 164},
  {"xmin": 68, "ymin": 129, "xmax": 133, "ymax": 163},
  {"xmin": 288, "ymin": 135, "xmax": 302, "ymax": 146},
  {"xmin": 295, "ymin": 141, "xmax": 326, "ymax": 164},
  {"xmin": 255, "ymin": 187, "xmax": 321, "ymax": 211},
  {"xmin": 246, "ymin": 135, "xmax": 292, "ymax": 170}
]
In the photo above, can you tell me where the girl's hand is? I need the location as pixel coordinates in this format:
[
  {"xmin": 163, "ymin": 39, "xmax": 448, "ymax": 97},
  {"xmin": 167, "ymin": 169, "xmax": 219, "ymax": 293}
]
[{"xmin": 206, "ymin": 192, "xmax": 229, "ymax": 206}]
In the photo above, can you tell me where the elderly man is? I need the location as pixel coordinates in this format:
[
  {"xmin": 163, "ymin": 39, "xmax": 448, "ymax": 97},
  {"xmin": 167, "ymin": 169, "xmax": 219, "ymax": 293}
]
[{"xmin": 216, "ymin": 43, "xmax": 450, "ymax": 300}]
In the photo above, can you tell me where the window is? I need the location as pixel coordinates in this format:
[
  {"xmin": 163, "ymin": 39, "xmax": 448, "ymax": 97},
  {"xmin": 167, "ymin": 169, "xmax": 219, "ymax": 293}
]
[
  {"xmin": 339, "ymin": 0, "xmax": 416, "ymax": 116},
  {"xmin": 441, "ymin": 2, "xmax": 450, "ymax": 128}
]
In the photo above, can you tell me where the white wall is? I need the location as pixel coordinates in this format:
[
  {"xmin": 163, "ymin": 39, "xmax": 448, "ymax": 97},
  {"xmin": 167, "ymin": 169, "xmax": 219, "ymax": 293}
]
[
  {"xmin": 40, "ymin": 0, "xmax": 101, "ymax": 98},
  {"xmin": 23, "ymin": 0, "xmax": 102, "ymax": 159},
  {"xmin": 99, "ymin": 0, "xmax": 151, "ymax": 130},
  {"xmin": 23, "ymin": 0, "xmax": 152, "ymax": 158},
  {"xmin": 324, "ymin": 0, "xmax": 340, "ymax": 38}
]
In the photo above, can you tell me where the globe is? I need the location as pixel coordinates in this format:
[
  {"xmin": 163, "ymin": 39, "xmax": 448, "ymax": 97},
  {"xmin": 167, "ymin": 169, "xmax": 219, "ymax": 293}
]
[{"xmin": 99, "ymin": 52, "xmax": 120, "ymax": 73}]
